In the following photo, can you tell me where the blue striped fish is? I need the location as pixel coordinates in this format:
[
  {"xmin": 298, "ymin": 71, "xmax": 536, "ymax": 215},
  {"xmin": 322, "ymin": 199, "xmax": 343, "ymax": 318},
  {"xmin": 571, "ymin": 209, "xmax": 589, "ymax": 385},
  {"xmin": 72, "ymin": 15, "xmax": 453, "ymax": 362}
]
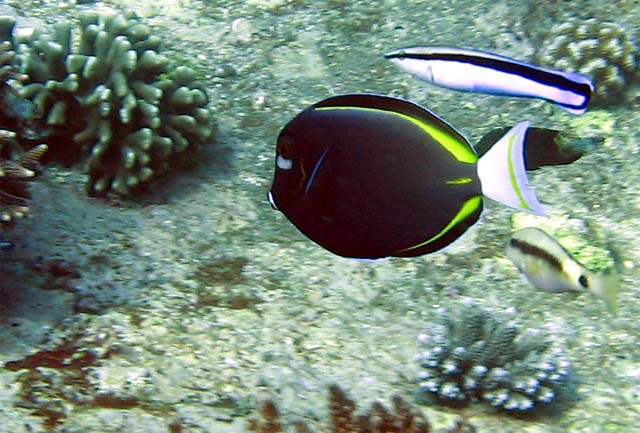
[{"xmin": 385, "ymin": 46, "xmax": 594, "ymax": 115}]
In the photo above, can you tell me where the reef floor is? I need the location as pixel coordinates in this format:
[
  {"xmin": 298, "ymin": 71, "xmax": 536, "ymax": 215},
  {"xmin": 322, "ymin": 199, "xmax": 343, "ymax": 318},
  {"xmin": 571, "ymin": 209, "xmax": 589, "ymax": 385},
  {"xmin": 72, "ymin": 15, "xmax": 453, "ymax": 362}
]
[{"xmin": 1, "ymin": 1, "xmax": 639, "ymax": 432}]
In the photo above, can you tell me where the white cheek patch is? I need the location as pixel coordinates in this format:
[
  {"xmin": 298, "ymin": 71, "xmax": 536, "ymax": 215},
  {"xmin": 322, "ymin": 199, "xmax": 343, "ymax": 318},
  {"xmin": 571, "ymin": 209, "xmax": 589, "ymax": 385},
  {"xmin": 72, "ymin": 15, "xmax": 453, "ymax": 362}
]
[{"xmin": 277, "ymin": 155, "xmax": 293, "ymax": 170}]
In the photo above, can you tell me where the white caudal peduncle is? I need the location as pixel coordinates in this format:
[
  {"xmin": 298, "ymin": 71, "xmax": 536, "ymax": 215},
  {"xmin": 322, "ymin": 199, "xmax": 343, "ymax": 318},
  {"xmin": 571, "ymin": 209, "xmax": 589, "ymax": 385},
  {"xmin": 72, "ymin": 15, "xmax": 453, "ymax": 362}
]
[{"xmin": 476, "ymin": 121, "xmax": 546, "ymax": 216}]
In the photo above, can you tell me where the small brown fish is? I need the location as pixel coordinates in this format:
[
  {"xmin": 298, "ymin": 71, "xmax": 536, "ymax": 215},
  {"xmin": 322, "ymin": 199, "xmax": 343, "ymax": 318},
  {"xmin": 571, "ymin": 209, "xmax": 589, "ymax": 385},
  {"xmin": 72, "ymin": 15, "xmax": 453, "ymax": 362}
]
[{"xmin": 506, "ymin": 227, "xmax": 618, "ymax": 313}]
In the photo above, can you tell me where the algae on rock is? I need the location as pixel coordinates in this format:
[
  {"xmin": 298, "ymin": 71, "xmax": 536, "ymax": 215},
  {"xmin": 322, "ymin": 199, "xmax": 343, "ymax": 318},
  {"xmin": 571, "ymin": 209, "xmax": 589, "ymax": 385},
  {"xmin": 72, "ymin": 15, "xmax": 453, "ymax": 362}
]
[{"xmin": 1, "ymin": 11, "xmax": 215, "ymax": 196}]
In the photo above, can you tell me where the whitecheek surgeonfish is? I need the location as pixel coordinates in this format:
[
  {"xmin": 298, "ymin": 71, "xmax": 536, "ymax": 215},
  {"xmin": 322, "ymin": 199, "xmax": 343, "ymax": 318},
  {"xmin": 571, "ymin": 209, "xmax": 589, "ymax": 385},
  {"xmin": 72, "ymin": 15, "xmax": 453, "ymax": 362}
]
[
  {"xmin": 268, "ymin": 93, "xmax": 545, "ymax": 260},
  {"xmin": 385, "ymin": 46, "xmax": 594, "ymax": 115},
  {"xmin": 506, "ymin": 227, "xmax": 618, "ymax": 313}
]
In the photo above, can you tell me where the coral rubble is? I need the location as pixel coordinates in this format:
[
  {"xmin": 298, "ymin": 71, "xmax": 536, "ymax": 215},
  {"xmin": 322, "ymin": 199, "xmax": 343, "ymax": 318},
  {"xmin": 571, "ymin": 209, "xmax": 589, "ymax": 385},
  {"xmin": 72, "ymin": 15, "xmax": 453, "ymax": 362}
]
[
  {"xmin": 248, "ymin": 384, "xmax": 440, "ymax": 433},
  {"xmin": 416, "ymin": 303, "xmax": 574, "ymax": 413},
  {"xmin": 1, "ymin": 11, "xmax": 215, "ymax": 196},
  {"xmin": 536, "ymin": 18, "xmax": 640, "ymax": 107}
]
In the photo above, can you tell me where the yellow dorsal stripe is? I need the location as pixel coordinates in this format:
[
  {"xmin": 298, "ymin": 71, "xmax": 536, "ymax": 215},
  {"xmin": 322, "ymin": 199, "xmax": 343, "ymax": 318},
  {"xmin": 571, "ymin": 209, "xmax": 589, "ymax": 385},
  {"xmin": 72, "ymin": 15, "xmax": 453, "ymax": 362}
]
[
  {"xmin": 507, "ymin": 133, "xmax": 531, "ymax": 210},
  {"xmin": 315, "ymin": 106, "xmax": 477, "ymax": 163},
  {"xmin": 397, "ymin": 196, "xmax": 482, "ymax": 253}
]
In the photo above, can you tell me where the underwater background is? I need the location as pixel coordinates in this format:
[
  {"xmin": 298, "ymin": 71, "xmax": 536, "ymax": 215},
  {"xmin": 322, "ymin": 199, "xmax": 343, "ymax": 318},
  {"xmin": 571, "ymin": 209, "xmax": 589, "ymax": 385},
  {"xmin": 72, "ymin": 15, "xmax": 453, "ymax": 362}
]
[{"xmin": 1, "ymin": 0, "xmax": 639, "ymax": 432}]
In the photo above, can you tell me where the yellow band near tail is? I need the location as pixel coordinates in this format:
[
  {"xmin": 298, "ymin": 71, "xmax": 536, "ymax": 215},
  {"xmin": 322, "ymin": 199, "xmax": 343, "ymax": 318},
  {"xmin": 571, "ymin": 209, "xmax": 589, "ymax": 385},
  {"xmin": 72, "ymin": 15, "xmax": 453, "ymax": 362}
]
[{"xmin": 397, "ymin": 195, "xmax": 482, "ymax": 254}]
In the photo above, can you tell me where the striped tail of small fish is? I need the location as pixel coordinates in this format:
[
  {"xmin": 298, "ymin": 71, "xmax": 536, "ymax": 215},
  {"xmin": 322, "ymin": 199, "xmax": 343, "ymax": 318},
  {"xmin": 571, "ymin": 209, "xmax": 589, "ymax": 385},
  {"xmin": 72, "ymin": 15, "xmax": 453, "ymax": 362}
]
[
  {"xmin": 587, "ymin": 271, "xmax": 619, "ymax": 315},
  {"xmin": 476, "ymin": 121, "xmax": 546, "ymax": 216}
]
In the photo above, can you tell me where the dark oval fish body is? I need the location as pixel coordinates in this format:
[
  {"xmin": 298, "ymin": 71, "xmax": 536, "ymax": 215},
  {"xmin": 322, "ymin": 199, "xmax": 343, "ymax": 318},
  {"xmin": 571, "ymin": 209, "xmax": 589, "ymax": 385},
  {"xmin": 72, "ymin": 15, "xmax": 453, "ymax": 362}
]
[{"xmin": 268, "ymin": 94, "xmax": 483, "ymax": 259}]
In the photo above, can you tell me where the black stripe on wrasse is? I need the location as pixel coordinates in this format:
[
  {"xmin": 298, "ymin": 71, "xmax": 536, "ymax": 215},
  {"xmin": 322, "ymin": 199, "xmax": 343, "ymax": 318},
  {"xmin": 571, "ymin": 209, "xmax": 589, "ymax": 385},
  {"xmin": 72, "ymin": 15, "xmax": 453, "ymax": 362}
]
[
  {"xmin": 509, "ymin": 238, "xmax": 563, "ymax": 272},
  {"xmin": 384, "ymin": 51, "xmax": 592, "ymax": 101}
]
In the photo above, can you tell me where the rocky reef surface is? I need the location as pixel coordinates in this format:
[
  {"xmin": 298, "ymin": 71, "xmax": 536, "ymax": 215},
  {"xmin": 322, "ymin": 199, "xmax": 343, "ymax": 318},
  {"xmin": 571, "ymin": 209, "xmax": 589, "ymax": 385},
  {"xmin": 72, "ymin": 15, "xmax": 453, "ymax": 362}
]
[
  {"xmin": 535, "ymin": 17, "xmax": 639, "ymax": 107},
  {"xmin": 1, "ymin": 1, "xmax": 639, "ymax": 433}
]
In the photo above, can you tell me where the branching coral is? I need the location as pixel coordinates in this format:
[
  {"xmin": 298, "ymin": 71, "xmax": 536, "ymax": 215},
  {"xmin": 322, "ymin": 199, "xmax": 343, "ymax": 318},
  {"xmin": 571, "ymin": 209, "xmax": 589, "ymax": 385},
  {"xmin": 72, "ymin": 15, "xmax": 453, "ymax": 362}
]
[
  {"xmin": 0, "ymin": 40, "xmax": 15, "ymax": 82},
  {"xmin": 1, "ymin": 40, "xmax": 46, "ymax": 225},
  {"xmin": 535, "ymin": 18, "xmax": 639, "ymax": 106},
  {"xmin": 1, "ymin": 11, "xmax": 215, "ymax": 196},
  {"xmin": 416, "ymin": 303, "xmax": 574, "ymax": 413},
  {"xmin": 0, "ymin": 137, "xmax": 47, "ymax": 225}
]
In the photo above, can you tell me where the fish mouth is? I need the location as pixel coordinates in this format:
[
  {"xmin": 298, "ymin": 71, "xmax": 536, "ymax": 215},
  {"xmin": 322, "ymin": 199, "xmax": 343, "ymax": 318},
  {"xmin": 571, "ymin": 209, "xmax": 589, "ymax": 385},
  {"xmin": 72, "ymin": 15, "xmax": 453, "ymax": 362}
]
[
  {"xmin": 384, "ymin": 47, "xmax": 411, "ymax": 59},
  {"xmin": 266, "ymin": 191, "xmax": 278, "ymax": 210},
  {"xmin": 384, "ymin": 46, "xmax": 431, "ymax": 60}
]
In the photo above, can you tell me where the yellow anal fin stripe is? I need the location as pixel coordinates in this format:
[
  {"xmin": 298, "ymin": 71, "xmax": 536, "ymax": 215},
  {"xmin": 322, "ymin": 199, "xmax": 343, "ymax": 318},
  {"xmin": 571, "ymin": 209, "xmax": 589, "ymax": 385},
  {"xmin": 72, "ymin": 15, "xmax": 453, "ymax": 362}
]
[
  {"xmin": 397, "ymin": 195, "xmax": 482, "ymax": 254},
  {"xmin": 446, "ymin": 177, "xmax": 472, "ymax": 185},
  {"xmin": 507, "ymin": 133, "xmax": 531, "ymax": 211}
]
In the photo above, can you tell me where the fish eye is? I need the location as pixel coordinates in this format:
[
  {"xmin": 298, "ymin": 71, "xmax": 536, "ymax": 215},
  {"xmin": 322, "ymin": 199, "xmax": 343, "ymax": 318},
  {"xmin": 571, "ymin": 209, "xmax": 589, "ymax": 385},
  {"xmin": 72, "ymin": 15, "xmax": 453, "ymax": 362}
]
[
  {"xmin": 278, "ymin": 136, "xmax": 294, "ymax": 158},
  {"xmin": 277, "ymin": 155, "xmax": 293, "ymax": 170},
  {"xmin": 578, "ymin": 274, "xmax": 589, "ymax": 288},
  {"xmin": 276, "ymin": 137, "xmax": 294, "ymax": 170}
]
